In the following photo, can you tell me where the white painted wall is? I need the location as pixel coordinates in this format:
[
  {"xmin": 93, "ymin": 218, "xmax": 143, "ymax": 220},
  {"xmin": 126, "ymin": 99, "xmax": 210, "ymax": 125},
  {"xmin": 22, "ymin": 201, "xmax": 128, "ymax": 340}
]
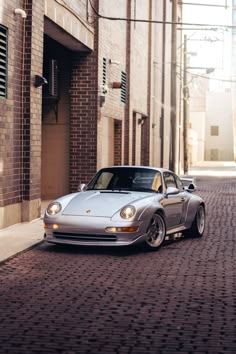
[
  {"xmin": 189, "ymin": 112, "xmax": 206, "ymax": 164},
  {"xmin": 205, "ymin": 92, "xmax": 234, "ymax": 161}
]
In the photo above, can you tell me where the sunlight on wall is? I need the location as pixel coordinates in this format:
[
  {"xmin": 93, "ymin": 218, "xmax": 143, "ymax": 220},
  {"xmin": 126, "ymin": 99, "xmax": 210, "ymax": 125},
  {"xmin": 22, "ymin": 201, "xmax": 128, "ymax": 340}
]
[{"xmin": 0, "ymin": 160, "xmax": 3, "ymax": 175}]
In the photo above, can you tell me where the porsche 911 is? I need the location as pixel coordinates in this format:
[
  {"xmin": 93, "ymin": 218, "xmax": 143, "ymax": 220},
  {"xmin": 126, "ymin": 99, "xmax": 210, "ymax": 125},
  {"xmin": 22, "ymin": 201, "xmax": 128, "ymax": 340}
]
[{"xmin": 44, "ymin": 166, "xmax": 205, "ymax": 251}]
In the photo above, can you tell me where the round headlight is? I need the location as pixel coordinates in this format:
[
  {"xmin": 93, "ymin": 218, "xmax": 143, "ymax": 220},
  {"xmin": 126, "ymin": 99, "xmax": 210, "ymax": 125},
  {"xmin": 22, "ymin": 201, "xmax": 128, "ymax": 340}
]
[
  {"xmin": 46, "ymin": 202, "xmax": 62, "ymax": 216},
  {"xmin": 120, "ymin": 205, "xmax": 136, "ymax": 219}
]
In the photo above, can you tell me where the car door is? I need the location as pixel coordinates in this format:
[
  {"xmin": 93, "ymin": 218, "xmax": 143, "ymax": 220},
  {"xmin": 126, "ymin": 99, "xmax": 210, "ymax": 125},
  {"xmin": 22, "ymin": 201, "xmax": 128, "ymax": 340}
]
[
  {"xmin": 175, "ymin": 174, "xmax": 191, "ymax": 224},
  {"xmin": 161, "ymin": 172, "xmax": 185, "ymax": 228}
]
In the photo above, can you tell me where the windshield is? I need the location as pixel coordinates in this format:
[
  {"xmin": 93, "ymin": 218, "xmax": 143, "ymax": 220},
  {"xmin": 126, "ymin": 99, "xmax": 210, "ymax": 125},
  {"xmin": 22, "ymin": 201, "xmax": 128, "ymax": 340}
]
[{"xmin": 87, "ymin": 167, "xmax": 163, "ymax": 193}]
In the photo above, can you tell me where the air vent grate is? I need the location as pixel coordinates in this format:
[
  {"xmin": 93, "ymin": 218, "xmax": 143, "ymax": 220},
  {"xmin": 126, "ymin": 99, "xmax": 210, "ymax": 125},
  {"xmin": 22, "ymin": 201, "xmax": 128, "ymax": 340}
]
[{"xmin": 0, "ymin": 25, "xmax": 7, "ymax": 98}]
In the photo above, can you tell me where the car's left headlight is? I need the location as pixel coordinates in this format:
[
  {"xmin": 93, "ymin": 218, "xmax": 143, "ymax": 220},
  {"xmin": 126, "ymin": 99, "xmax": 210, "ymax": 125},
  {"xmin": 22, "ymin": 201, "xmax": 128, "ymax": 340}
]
[
  {"xmin": 46, "ymin": 202, "xmax": 62, "ymax": 216},
  {"xmin": 120, "ymin": 205, "xmax": 136, "ymax": 219}
]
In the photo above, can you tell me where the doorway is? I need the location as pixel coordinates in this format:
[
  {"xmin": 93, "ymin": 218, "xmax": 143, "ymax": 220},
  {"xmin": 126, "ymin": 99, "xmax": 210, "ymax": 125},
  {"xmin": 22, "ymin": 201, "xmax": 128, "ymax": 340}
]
[{"xmin": 41, "ymin": 35, "xmax": 71, "ymax": 200}]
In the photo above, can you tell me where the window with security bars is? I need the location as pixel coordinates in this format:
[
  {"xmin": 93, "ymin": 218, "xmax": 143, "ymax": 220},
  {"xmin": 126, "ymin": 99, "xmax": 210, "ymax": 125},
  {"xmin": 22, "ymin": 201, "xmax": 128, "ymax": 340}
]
[
  {"xmin": 211, "ymin": 125, "xmax": 219, "ymax": 136},
  {"xmin": 121, "ymin": 71, "xmax": 126, "ymax": 104},
  {"xmin": 0, "ymin": 25, "xmax": 7, "ymax": 98}
]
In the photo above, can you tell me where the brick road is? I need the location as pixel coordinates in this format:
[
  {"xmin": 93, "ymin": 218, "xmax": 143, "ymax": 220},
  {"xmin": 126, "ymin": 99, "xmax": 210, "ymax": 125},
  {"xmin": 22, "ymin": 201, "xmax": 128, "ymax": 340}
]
[{"xmin": 0, "ymin": 176, "xmax": 236, "ymax": 354}]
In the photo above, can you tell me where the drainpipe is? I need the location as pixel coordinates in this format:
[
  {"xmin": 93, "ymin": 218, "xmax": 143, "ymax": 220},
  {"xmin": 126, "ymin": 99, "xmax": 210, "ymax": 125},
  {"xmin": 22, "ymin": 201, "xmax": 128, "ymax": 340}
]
[
  {"xmin": 14, "ymin": 7, "xmax": 27, "ymax": 206},
  {"xmin": 183, "ymin": 35, "xmax": 189, "ymax": 174},
  {"xmin": 160, "ymin": 0, "xmax": 166, "ymax": 168},
  {"xmin": 170, "ymin": 0, "xmax": 177, "ymax": 173}
]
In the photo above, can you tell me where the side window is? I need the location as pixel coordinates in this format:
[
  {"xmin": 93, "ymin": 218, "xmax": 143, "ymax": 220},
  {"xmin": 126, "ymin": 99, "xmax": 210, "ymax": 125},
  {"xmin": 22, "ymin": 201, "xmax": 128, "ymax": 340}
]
[
  {"xmin": 164, "ymin": 172, "xmax": 177, "ymax": 189},
  {"xmin": 175, "ymin": 175, "xmax": 184, "ymax": 191}
]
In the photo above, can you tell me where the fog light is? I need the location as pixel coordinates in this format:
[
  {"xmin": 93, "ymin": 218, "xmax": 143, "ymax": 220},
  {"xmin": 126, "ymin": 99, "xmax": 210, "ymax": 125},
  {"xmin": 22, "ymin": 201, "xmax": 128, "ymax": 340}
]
[{"xmin": 44, "ymin": 223, "xmax": 60, "ymax": 230}]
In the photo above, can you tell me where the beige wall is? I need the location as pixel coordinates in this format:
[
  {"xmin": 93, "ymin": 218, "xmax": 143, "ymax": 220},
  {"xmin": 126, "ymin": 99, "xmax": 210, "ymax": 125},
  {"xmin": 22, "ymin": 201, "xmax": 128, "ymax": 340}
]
[
  {"xmin": 100, "ymin": 117, "xmax": 115, "ymax": 167},
  {"xmin": 44, "ymin": 0, "xmax": 94, "ymax": 51},
  {"xmin": 97, "ymin": 0, "xmax": 127, "ymax": 169},
  {"xmin": 205, "ymin": 92, "xmax": 234, "ymax": 161},
  {"xmin": 41, "ymin": 37, "xmax": 71, "ymax": 200}
]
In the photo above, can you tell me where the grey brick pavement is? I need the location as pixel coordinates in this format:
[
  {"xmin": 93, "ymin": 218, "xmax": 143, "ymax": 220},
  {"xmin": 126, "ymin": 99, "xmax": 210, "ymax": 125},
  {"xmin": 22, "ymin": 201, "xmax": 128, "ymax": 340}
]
[{"xmin": 0, "ymin": 176, "xmax": 236, "ymax": 354}]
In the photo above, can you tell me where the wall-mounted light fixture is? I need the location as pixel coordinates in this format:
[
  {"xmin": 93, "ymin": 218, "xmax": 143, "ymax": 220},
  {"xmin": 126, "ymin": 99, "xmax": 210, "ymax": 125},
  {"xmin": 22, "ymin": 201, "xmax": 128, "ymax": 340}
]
[
  {"xmin": 109, "ymin": 59, "xmax": 120, "ymax": 65},
  {"xmin": 14, "ymin": 8, "xmax": 27, "ymax": 18},
  {"xmin": 112, "ymin": 82, "xmax": 123, "ymax": 89},
  {"xmin": 138, "ymin": 117, "xmax": 145, "ymax": 125},
  {"xmin": 34, "ymin": 75, "xmax": 48, "ymax": 88}
]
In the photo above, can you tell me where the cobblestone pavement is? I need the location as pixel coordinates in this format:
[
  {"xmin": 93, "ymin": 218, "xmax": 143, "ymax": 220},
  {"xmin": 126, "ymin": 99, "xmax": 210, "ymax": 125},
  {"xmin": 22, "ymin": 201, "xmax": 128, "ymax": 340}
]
[{"xmin": 0, "ymin": 176, "xmax": 236, "ymax": 354}]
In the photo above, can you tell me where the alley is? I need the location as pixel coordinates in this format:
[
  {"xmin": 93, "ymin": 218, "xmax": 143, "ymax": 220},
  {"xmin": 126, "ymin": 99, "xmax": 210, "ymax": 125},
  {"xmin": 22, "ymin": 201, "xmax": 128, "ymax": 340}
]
[{"xmin": 0, "ymin": 176, "xmax": 236, "ymax": 354}]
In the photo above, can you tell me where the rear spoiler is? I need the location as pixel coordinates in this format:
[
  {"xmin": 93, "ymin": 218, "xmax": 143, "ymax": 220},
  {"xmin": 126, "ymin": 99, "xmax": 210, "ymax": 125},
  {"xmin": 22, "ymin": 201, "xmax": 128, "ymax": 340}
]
[{"xmin": 180, "ymin": 177, "xmax": 196, "ymax": 192}]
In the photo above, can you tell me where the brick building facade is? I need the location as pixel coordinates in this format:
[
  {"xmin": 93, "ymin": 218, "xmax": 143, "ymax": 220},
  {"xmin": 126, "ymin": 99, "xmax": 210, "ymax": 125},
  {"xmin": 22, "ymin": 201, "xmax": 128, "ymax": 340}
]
[{"xmin": 0, "ymin": 0, "xmax": 182, "ymax": 229}]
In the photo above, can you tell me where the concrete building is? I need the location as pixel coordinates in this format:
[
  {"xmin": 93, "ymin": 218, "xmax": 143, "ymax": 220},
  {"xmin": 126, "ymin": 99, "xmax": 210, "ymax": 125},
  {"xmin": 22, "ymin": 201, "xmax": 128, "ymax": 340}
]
[
  {"xmin": 0, "ymin": 0, "xmax": 182, "ymax": 229},
  {"xmin": 182, "ymin": 0, "xmax": 235, "ymax": 166}
]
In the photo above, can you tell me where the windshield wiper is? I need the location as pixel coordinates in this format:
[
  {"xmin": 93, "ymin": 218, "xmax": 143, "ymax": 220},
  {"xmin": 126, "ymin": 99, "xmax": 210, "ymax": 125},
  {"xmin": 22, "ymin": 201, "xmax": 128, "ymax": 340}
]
[{"xmin": 100, "ymin": 190, "xmax": 130, "ymax": 194}]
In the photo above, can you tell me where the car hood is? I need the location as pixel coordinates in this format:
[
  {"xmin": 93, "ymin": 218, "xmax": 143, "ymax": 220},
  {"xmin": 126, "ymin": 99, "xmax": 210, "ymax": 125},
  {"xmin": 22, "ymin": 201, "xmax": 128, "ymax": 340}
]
[{"xmin": 62, "ymin": 190, "xmax": 149, "ymax": 217}]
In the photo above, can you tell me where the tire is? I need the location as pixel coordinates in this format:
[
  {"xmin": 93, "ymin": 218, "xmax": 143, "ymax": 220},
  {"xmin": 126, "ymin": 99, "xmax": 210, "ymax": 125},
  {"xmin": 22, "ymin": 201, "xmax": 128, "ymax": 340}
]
[
  {"xmin": 186, "ymin": 204, "xmax": 205, "ymax": 238},
  {"xmin": 144, "ymin": 213, "xmax": 166, "ymax": 251}
]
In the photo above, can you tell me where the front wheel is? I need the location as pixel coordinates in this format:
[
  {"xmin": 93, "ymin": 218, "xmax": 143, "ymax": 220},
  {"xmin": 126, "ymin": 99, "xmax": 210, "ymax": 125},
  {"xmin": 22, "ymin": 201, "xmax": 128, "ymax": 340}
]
[
  {"xmin": 186, "ymin": 204, "xmax": 205, "ymax": 238},
  {"xmin": 144, "ymin": 213, "xmax": 166, "ymax": 251}
]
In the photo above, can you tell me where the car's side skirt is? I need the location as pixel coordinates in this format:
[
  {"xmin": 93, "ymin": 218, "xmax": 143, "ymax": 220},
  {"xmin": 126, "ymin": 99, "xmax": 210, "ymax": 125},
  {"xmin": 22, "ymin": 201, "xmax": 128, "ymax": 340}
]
[{"xmin": 166, "ymin": 225, "xmax": 186, "ymax": 235}]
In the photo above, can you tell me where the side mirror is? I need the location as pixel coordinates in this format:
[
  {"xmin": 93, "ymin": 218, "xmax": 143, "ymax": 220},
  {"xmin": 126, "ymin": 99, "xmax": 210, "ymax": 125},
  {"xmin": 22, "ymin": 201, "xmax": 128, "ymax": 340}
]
[
  {"xmin": 166, "ymin": 186, "xmax": 179, "ymax": 196},
  {"xmin": 184, "ymin": 183, "xmax": 196, "ymax": 193},
  {"xmin": 77, "ymin": 183, "xmax": 87, "ymax": 192}
]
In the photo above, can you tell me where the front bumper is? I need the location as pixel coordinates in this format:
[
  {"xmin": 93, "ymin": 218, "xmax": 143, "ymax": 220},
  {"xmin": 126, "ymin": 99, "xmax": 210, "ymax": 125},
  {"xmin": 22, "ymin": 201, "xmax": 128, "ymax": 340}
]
[{"xmin": 44, "ymin": 215, "xmax": 148, "ymax": 247}]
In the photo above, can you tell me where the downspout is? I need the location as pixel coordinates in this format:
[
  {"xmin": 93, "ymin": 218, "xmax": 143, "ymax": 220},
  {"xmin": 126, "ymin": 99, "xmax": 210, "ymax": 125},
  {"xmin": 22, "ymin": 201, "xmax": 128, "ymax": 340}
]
[
  {"xmin": 170, "ymin": 0, "xmax": 177, "ymax": 172},
  {"xmin": 160, "ymin": 0, "xmax": 166, "ymax": 167},
  {"xmin": 125, "ymin": 1, "xmax": 131, "ymax": 165},
  {"xmin": 146, "ymin": 0, "xmax": 152, "ymax": 166},
  {"xmin": 14, "ymin": 7, "xmax": 27, "ymax": 205}
]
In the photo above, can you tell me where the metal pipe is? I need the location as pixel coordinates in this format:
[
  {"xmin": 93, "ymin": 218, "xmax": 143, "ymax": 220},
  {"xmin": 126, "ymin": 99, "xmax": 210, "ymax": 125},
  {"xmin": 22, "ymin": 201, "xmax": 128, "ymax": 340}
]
[{"xmin": 170, "ymin": 0, "xmax": 177, "ymax": 172}]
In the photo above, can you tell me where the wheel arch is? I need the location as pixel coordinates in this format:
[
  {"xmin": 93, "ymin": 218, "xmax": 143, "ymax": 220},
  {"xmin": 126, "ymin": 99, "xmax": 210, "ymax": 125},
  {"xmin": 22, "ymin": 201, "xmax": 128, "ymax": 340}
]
[{"xmin": 154, "ymin": 208, "xmax": 165, "ymax": 220}]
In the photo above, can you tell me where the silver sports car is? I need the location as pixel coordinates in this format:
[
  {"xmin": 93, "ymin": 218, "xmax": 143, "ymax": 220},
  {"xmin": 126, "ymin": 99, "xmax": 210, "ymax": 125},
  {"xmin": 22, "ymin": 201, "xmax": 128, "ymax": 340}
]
[{"xmin": 44, "ymin": 166, "xmax": 205, "ymax": 251}]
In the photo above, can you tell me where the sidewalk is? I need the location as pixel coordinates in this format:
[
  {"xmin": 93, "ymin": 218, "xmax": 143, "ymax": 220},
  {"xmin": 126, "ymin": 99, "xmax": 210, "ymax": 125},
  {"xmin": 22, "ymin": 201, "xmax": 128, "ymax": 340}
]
[
  {"xmin": 189, "ymin": 161, "xmax": 236, "ymax": 176},
  {"xmin": 0, "ymin": 217, "xmax": 44, "ymax": 263}
]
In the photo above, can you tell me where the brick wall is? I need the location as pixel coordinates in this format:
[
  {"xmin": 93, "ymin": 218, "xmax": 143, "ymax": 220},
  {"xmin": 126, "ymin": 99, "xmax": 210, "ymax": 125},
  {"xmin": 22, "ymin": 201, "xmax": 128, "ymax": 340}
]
[
  {"xmin": 96, "ymin": 0, "xmax": 127, "ymax": 167},
  {"xmin": 21, "ymin": 0, "xmax": 44, "ymax": 220},
  {"xmin": 62, "ymin": 0, "xmax": 88, "ymax": 19},
  {"xmin": 0, "ymin": 0, "xmax": 181, "ymax": 228},
  {"xmin": 69, "ymin": 12, "xmax": 99, "ymax": 189},
  {"xmin": 96, "ymin": 0, "xmax": 152, "ymax": 166},
  {"xmin": 0, "ymin": 1, "xmax": 44, "ymax": 226},
  {"xmin": 0, "ymin": 1, "xmax": 24, "ymax": 210},
  {"xmin": 128, "ymin": 0, "xmax": 152, "ymax": 165}
]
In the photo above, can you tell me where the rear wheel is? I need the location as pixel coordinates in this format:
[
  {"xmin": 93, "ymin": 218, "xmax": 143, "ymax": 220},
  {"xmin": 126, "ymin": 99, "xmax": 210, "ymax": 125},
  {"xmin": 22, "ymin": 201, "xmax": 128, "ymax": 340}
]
[
  {"xmin": 186, "ymin": 204, "xmax": 205, "ymax": 237},
  {"xmin": 144, "ymin": 213, "xmax": 166, "ymax": 251}
]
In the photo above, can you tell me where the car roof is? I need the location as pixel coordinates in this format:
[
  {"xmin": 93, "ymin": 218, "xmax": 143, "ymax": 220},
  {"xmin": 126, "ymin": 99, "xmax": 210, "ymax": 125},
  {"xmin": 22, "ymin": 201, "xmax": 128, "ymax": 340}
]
[{"xmin": 100, "ymin": 165, "xmax": 172, "ymax": 174}]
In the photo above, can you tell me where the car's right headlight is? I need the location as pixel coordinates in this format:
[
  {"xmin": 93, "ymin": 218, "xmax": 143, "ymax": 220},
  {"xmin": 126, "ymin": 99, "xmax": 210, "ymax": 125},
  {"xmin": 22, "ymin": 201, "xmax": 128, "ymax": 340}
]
[
  {"xmin": 120, "ymin": 205, "xmax": 136, "ymax": 219},
  {"xmin": 46, "ymin": 202, "xmax": 62, "ymax": 216}
]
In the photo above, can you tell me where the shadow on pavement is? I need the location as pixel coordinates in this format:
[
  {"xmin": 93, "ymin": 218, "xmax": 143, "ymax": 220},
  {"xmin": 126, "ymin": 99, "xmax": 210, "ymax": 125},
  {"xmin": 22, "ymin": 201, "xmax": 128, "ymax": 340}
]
[{"xmin": 36, "ymin": 232, "xmax": 193, "ymax": 257}]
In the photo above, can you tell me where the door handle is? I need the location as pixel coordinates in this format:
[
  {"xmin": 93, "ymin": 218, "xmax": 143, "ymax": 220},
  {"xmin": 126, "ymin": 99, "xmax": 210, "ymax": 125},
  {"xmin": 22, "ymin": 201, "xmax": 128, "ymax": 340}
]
[{"xmin": 181, "ymin": 197, "xmax": 185, "ymax": 202}]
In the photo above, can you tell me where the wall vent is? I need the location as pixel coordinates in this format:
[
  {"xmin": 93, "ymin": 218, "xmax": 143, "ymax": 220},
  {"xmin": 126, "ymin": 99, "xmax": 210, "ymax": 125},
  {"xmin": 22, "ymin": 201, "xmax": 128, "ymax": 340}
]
[
  {"xmin": 121, "ymin": 71, "xmax": 126, "ymax": 103},
  {"xmin": 0, "ymin": 25, "xmax": 7, "ymax": 98},
  {"xmin": 102, "ymin": 57, "xmax": 107, "ymax": 95},
  {"xmin": 49, "ymin": 59, "xmax": 58, "ymax": 97}
]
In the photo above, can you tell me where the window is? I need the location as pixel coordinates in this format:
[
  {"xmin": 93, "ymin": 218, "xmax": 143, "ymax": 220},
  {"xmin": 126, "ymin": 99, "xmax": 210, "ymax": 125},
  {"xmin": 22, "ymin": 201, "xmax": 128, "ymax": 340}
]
[
  {"xmin": 164, "ymin": 172, "xmax": 177, "ymax": 189},
  {"xmin": 121, "ymin": 71, "xmax": 126, "ymax": 103},
  {"xmin": 0, "ymin": 25, "xmax": 7, "ymax": 98},
  {"xmin": 210, "ymin": 125, "xmax": 219, "ymax": 136},
  {"xmin": 176, "ymin": 175, "xmax": 184, "ymax": 191},
  {"xmin": 87, "ymin": 167, "xmax": 161, "ymax": 192}
]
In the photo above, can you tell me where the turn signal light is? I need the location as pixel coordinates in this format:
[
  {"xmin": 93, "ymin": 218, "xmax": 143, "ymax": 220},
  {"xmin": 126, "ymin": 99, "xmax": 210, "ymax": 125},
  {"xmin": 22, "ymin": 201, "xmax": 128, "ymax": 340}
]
[
  {"xmin": 105, "ymin": 226, "xmax": 139, "ymax": 233},
  {"xmin": 44, "ymin": 223, "xmax": 60, "ymax": 230}
]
